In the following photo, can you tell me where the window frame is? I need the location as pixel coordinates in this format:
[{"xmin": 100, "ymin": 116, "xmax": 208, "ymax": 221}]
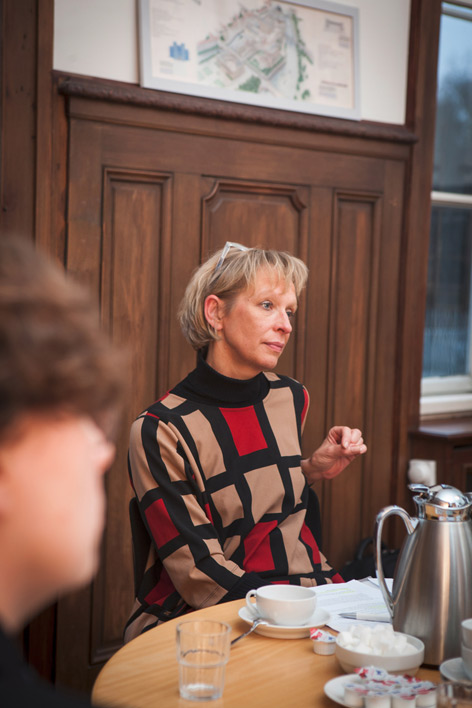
[{"xmin": 420, "ymin": 1, "xmax": 472, "ymax": 416}]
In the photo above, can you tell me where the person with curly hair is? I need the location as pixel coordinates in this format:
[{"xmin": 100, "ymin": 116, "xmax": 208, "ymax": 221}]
[{"xmin": 0, "ymin": 236, "xmax": 125, "ymax": 707}]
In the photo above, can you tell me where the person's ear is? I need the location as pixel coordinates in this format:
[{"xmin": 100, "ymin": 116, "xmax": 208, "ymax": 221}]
[{"xmin": 204, "ymin": 294, "xmax": 225, "ymax": 331}]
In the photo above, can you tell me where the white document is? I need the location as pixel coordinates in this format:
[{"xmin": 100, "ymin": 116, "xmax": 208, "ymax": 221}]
[{"xmin": 312, "ymin": 578, "xmax": 392, "ymax": 632}]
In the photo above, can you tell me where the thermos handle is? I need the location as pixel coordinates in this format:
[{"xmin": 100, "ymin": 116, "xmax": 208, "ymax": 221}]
[{"xmin": 374, "ymin": 505, "xmax": 416, "ymax": 619}]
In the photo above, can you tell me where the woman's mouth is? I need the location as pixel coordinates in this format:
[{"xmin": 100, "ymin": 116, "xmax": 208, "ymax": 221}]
[{"xmin": 265, "ymin": 342, "xmax": 285, "ymax": 353}]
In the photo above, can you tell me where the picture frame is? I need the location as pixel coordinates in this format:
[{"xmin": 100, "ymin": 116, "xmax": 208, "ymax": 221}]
[{"xmin": 138, "ymin": 0, "xmax": 360, "ymax": 120}]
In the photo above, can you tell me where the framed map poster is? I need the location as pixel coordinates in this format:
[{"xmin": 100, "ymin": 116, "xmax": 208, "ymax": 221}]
[{"xmin": 138, "ymin": 0, "xmax": 360, "ymax": 120}]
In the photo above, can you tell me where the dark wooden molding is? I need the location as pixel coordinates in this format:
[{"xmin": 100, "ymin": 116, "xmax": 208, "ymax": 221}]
[
  {"xmin": 0, "ymin": 0, "xmax": 38, "ymax": 240},
  {"xmin": 391, "ymin": 0, "xmax": 442, "ymax": 530},
  {"xmin": 0, "ymin": 0, "xmax": 58, "ymax": 684},
  {"xmin": 411, "ymin": 418, "xmax": 472, "ymax": 441},
  {"xmin": 55, "ymin": 72, "xmax": 418, "ymax": 145}
]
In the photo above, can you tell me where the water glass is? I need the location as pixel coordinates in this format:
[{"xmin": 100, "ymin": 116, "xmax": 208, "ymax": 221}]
[
  {"xmin": 176, "ymin": 619, "xmax": 231, "ymax": 701},
  {"xmin": 437, "ymin": 682, "xmax": 472, "ymax": 707}
]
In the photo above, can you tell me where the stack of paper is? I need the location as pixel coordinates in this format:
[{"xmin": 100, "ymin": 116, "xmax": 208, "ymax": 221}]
[{"xmin": 312, "ymin": 578, "xmax": 392, "ymax": 632}]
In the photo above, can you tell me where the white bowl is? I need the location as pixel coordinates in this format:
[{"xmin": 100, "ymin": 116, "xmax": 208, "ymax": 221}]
[{"xmin": 335, "ymin": 632, "xmax": 425, "ymax": 675}]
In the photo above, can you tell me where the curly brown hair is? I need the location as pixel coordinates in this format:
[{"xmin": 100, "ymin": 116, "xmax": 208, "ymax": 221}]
[{"xmin": 0, "ymin": 237, "xmax": 125, "ymax": 441}]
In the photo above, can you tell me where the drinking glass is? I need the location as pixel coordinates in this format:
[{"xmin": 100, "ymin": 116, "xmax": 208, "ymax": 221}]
[
  {"xmin": 176, "ymin": 619, "xmax": 231, "ymax": 701},
  {"xmin": 437, "ymin": 682, "xmax": 472, "ymax": 707}
]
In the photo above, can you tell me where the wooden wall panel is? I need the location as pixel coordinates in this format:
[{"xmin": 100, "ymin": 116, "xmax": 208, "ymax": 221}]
[
  {"xmin": 91, "ymin": 170, "xmax": 172, "ymax": 661},
  {"xmin": 56, "ymin": 158, "xmax": 174, "ymax": 690},
  {"xmin": 0, "ymin": 0, "xmax": 37, "ymax": 240},
  {"xmin": 395, "ymin": 0, "xmax": 442, "ymax": 527},
  {"xmin": 167, "ymin": 173, "xmax": 205, "ymax": 387},
  {"xmin": 58, "ymin": 101, "xmax": 410, "ymax": 621},
  {"xmin": 371, "ymin": 160, "xmax": 404, "ymax": 520},
  {"xmin": 201, "ymin": 179, "xmax": 309, "ymax": 378},
  {"xmin": 300, "ymin": 187, "xmax": 333, "ymax": 515},
  {"xmin": 322, "ymin": 193, "xmax": 382, "ymax": 569}
]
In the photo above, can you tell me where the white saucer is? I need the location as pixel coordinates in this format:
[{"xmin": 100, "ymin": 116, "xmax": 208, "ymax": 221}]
[
  {"xmin": 238, "ymin": 606, "xmax": 330, "ymax": 639},
  {"xmin": 440, "ymin": 657, "xmax": 472, "ymax": 684},
  {"xmin": 324, "ymin": 674, "xmax": 359, "ymax": 707}
]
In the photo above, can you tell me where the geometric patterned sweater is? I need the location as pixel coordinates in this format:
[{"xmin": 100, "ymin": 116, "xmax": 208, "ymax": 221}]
[{"xmin": 124, "ymin": 355, "xmax": 343, "ymax": 642}]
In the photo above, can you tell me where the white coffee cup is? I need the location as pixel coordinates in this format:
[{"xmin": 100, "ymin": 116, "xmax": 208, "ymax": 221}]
[
  {"xmin": 462, "ymin": 618, "xmax": 472, "ymax": 649},
  {"xmin": 245, "ymin": 584, "xmax": 317, "ymax": 626},
  {"xmin": 462, "ymin": 643, "xmax": 472, "ymax": 681}
]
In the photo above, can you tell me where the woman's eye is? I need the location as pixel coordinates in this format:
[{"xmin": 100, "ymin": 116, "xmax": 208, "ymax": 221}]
[
  {"xmin": 286, "ymin": 310, "xmax": 295, "ymax": 320},
  {"xmin": 261, "ymin": 301, "xmax": 272, "ymax": 310}
]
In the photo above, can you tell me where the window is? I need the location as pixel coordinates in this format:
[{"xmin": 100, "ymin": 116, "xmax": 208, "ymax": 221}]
[{"xmin": 421, "ymin": 1, "xmax": 472, "ymax": 416}]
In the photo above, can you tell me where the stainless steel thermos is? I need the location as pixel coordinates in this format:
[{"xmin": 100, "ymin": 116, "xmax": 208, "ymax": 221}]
[{"xmin": 375, "ymin": 483, "xmax": 472, "ymax": 665}]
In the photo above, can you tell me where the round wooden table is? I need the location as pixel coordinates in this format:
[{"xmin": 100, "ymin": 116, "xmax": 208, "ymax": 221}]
[{"xmin": 92, "ymin": 600, "xmax": 440, "ymax": 707}]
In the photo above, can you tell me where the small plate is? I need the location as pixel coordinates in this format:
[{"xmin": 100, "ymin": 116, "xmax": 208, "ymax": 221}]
[
  {"xmin": 440, "ymin": 657, "xmax": 472, "ymax": 684},
  {"xmin": 324, "ymin": 674, "xmax": 359, "ymax": 707},
  {"xmin": 238, "ymin": 606, "xmax": 330, "ymax": 639}
]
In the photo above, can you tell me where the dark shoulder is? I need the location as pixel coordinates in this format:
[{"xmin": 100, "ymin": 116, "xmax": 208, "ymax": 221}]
[
  {"xmin": 0, "ymin": 628, "xmax": 95, "ymax": 708},
  {"xmin": 0, "ymin": 673, "xmax": 94, "ymax": 708}
]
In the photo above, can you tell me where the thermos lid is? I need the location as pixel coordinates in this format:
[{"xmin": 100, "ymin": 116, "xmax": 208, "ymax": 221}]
[{"xmin": 409, "ymin": 483, "xmax": 472, "ymax": 520}]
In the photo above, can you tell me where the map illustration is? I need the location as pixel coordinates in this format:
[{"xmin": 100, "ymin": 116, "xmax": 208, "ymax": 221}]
[
  {"xmin": 196, "ymin": 3, "xmax": 316, "ymax": 102},
  {"xmin": 145, "ymin": 0, "xmax": 356, "ymax": 114}
]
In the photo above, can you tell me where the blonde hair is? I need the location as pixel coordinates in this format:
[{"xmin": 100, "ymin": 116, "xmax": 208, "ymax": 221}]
[{"xmin": 178, "ymin": 245, "xmax": 308, "ymax": 350}]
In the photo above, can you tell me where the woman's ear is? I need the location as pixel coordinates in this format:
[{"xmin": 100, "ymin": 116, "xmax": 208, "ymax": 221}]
[{"xmin": 204, "ymin": 294, "xmax": 225, "ymax": 331}]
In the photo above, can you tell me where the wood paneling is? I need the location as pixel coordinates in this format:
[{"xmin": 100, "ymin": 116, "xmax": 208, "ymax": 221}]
[
  {"xmin": 201, "ymin": 178, "xmax": 309, "ymax": 378},
  {"xmin": 56, "ymin": 73, "xmax": 418, "ymax": 147},
  {"xmin": 0, "ymin": 0, "xmax": 37, "ymax": 240},
  {"xmin": 57, "ymin": 162, "xmax": 175, "ymax": 690},
  {"xmin": 323, "ymin": 192, "xmax": 382, "ymax": 567},
  {"xmin": 0, "ymin": 0, "xmax": 56, "ymax": 249},
  {"xmin": 57, "ymin": 89, "xmax": 409, "ymax": 597},
  {"xmin": 92, "ymin": 170, "xmax": 173, "ymax": 658},
  {"xmin": 393, "ymin": 0, "xmax": 442, "ymax": 532}
]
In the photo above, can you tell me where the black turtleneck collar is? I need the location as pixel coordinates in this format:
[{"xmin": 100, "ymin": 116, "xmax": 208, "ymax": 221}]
[{"xmin": 172, "ymin": 351, "xmax": 270, "ymax": 407}]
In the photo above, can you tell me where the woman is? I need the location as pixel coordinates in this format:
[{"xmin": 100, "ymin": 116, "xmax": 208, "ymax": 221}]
[{"xmin": 125, "ymin": 243, "xmax": 366, "ymax": 641}]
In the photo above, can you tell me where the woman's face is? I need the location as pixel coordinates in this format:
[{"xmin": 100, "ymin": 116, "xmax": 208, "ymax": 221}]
[{"xmin": 206, "ymin": 267, "xmax": 297, "ymax": 379}]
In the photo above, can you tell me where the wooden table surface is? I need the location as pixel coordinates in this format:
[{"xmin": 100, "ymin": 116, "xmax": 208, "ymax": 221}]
[{"xmin": 92, "ymin": 599, "xmax": 440, "ymax": 708}]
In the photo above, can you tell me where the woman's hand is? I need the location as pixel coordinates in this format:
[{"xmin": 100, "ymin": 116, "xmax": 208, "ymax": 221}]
[{"xmin": 301, "ymin": 426, "xmax": 367, "ymax": 485}]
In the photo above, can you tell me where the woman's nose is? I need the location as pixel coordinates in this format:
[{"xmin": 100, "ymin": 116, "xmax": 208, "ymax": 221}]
[{"xmin": 276, "ymin": 310, "xmax": 293, "ymax": 333}]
